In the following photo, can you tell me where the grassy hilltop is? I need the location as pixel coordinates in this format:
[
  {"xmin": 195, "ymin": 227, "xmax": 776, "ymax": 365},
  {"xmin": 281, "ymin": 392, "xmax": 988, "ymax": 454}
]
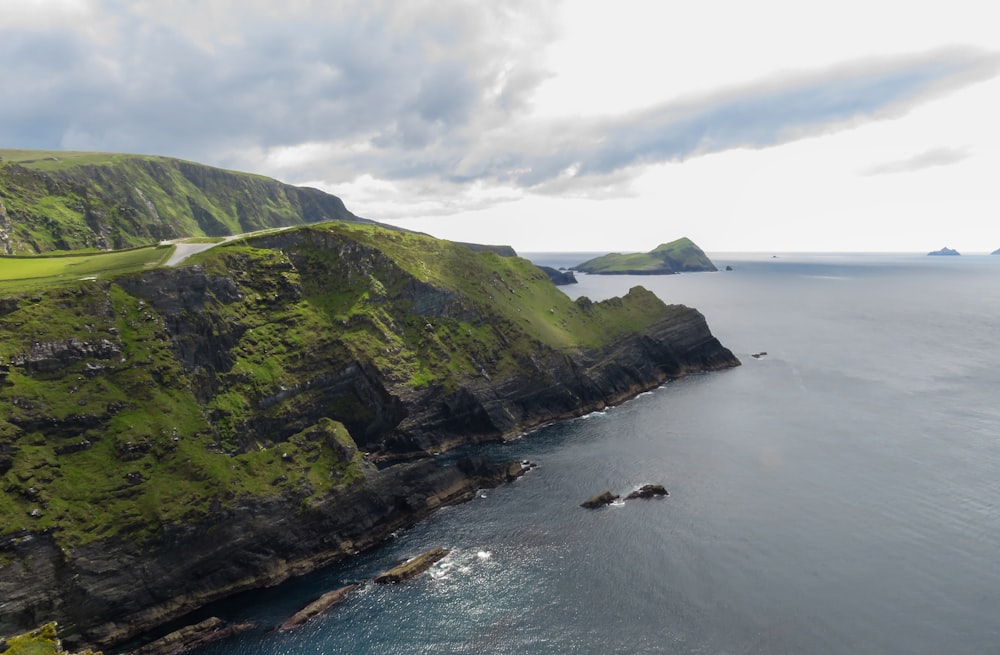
[
  {"xmin": 0, "ymin": 149, "xmax": 362, "ymax": 254},
  {"xmin": 574, "ymin": 237, "xmax": 717, "ymax": 274}
]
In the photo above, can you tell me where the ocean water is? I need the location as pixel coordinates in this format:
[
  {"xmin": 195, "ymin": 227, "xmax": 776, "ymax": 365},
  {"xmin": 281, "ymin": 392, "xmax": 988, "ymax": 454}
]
[{"xmin": 178, "ymin": 253, "xmax": 1000, "ymax": 655}]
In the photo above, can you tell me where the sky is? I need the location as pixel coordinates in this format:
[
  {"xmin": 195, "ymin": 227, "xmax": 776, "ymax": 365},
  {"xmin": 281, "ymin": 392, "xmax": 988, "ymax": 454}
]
[{"xmin": 2, "ymin": 0, "xmax": 998, "ymax": 253}]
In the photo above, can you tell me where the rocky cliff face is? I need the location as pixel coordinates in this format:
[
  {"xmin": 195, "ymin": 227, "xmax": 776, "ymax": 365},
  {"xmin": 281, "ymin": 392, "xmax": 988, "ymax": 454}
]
[
  {"xmin": 0, "ymin": 457, "xmax": 524, "ymax": 650},
  {"xmin": 0, "ymin": 221, "xmax": 738, "ymax": 651}
]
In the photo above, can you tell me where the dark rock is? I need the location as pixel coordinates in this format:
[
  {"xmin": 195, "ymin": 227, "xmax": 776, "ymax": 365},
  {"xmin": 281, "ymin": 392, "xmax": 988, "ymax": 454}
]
[
  {"xmin": 279, "ymin": 584, "xmax": 358, "ymax": 630},
  {"xmin": 928, "ymin": 247, "xmax": 960, "ymax": 256},
  {"xmin": 580, "ymin": 491, "xmax": 619, "ymax": 509},
  {"xmin": 537, "ymin": 265, "xmax": 577, "ymax": 285},
  {"xmin": 624, "ymin": 484, "xmax": 669, "ymax": 500},
  {"xmin": 9, "ymin": 338, "xmax": 122, "ymax": 375},
  {"xmin": 374, "ymin": 546, "xmax": 450, "ymax": 584},
  {"xmin": 725, "ymin": 265, "xmax": 733, "ymax": 271},
  {"xmin": 128, "ymin": 616, "xmax": 254, "ymax": 655}
]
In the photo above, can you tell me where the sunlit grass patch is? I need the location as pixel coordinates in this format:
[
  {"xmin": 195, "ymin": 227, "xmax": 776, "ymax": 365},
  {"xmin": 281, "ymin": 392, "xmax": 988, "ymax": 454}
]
[{"xmin": 0, "ymin": 245, "xmax": 172, "ymax": 292}]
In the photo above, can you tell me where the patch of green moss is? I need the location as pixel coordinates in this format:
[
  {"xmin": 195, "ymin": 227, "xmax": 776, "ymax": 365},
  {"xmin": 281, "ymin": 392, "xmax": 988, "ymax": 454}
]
[{"xmin": 0, "ymin": 622, "xmax": 101, "ymax": 655}]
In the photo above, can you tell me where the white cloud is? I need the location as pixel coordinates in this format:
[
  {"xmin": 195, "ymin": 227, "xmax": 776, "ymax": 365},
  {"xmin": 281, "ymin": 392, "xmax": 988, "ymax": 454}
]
[
  {"xmin": 861, "ymin": 147, "xmax": 971, "ymax": 176},
  {"xmin": 2, "ymin": 0, "xmax": 999, "ymax": 250}
]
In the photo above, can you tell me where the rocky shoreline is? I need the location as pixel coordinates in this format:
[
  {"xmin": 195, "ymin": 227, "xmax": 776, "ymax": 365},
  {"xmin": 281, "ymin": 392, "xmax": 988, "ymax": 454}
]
[
  {"xmin": 1, "ymin": 457, "xmax": 528, "ymax": 652},
  {"xmin": 2, "ymin": 318, "xmax": 738, "ymax": 653}
]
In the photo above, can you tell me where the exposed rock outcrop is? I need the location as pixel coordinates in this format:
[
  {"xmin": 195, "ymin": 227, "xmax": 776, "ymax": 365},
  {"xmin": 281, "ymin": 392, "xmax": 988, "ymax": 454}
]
[
  {"xmin": 374, "ymin": 546, "xmax": 451, "ymax": 584},
  {"xmin": 127, "ymin": 617, "xmax": 253, "ymax": 655},
  {"xmin": 624, "ymin": 484, "xmax": 669, "ymax": 500},
  {"xmin": 537, "ymin": 265, "xmax": 577, "ymax": 285},
  {"xmin": 279, "ymin": 585, "xmax": 358, "ymax": 631},
  {"xmin": 581, "ymin": 491, "xmax": 620, "ymax": 508}
]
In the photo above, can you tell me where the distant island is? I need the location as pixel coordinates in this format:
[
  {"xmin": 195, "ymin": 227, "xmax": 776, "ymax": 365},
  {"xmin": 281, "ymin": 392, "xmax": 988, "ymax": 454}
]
[
  {"xmin": 928, "ymin": 247, "xmax": 960, "ymax": 256},
  {"xmin": 574, "ymin": 237, "xmax": 717, "ymax": 274},
  {"xmin": 992, "ymin": 248, "xmax": 1000, "ymax": 255}
]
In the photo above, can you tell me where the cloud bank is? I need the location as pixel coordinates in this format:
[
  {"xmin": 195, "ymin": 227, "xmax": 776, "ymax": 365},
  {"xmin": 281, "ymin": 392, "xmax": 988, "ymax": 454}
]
[{"xmin": 1, "ymin": 1, "xmax": 997, "ymax": 215}]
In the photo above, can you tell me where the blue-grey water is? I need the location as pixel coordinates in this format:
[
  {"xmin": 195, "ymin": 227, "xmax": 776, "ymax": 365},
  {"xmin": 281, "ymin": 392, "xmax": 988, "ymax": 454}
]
[{"xmin": 182, "ymin": 253, "xmax": 1000, "ymax": 655}]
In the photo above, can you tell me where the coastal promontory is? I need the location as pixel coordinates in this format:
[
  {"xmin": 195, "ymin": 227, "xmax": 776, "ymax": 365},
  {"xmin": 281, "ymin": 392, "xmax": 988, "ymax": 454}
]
[
  {"xmin": 0, "ymin": 151, "xmax": 739, "ymax": 653},
  {"xmin": 574, "ymin": 237, "xmax": 717, "ymax": 274}
]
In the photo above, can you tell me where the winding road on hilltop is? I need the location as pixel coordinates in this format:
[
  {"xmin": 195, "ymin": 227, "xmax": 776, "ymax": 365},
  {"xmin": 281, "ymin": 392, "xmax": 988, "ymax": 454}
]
[{"xmin": 162, "ymin": 227, "xmax": 296, "ymax": 267}]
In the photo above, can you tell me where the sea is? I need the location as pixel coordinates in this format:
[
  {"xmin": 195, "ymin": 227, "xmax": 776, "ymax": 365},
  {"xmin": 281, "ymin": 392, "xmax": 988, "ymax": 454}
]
[{"xmin": 175, "ymin": 252, "xmax": 1000, "ymax": 655}]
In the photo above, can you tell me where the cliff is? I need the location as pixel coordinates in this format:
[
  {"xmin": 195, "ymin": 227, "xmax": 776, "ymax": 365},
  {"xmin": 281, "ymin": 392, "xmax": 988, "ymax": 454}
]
[
  {"xmin": 574, "ymin": 237, "xmax": 717, "ymax": 274},
  {"xmin": 0, "ymin": 149, "xmax": 365, "ymax": 254},
  {"xmin": 0, "ymin": 221, "xmax": 737, "ymax": 651}
]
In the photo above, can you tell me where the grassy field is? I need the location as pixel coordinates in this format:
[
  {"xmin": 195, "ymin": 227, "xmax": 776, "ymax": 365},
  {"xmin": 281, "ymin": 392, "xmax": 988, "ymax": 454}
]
[
  {"xmin": 0, "ymin": 147, "xmax": 271, "ymax": 179},
  {"xmin": 0, "ymin": 245, "xmax": 173, "ymax": 292},
  {"xmin": 0, "ymin": 148, "xmax": 156, "ymax": 172}
]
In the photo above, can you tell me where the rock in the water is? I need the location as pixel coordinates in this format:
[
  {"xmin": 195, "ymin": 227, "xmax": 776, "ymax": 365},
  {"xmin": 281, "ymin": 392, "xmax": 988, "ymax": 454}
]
[
  {"xmin": 129, "ymin": 617, "xmax": 254, "ymax": 655},
  {"xmin": 279, "ymin": 585, "xmax": 358, "ymax": 630},
  {"xmin": 927, "ymin": 247, "xmax": 960, "ymax": 256},
  {"xmin": 580, "ymin": 490, "xmax": 620, "ymax": 508},
  {"xmin": 374, "ymin": 546, "xmax": 450, "ymax": 584},
  {"xmin": 624, "ymin": 484, "xmax": 669, "ymax": 500}
]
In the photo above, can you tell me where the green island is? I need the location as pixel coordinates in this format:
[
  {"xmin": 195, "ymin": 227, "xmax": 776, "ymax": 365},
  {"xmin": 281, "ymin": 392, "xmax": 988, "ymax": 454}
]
[
  {"xmin": 0, "ymin": 150, "xmax": 739, "ymax": 653},
  {"xmin": 573, "ymin": 237, "xmax": 717, "ymax": 274}
]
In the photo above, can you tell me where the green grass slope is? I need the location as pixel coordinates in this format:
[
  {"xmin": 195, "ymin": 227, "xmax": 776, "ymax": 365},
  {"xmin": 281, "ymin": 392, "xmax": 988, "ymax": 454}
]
[
  {"xmin": 0, "ymin": 149, "xmax": 362, "ymax": 254},
  {"xmin": 0, "ymin": 221, "xmax": 691, "ymax": 548},
  {"xmin": 0, "ymin": 623, "xmax": 100, "ymax": 655},
  {"xmin": 574, "ymin": 236, "xmax": 717, "ymax": 274},
  {"xmin": 0, "ymin": 245, "xmax": 173, "ymax": 292}
]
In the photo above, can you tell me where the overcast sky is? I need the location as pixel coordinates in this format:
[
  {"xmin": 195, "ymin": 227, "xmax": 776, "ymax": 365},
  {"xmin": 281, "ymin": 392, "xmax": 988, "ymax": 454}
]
[{"xmin": 3, "ymin": 0, "xmax": 998, "ymax": 252}]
